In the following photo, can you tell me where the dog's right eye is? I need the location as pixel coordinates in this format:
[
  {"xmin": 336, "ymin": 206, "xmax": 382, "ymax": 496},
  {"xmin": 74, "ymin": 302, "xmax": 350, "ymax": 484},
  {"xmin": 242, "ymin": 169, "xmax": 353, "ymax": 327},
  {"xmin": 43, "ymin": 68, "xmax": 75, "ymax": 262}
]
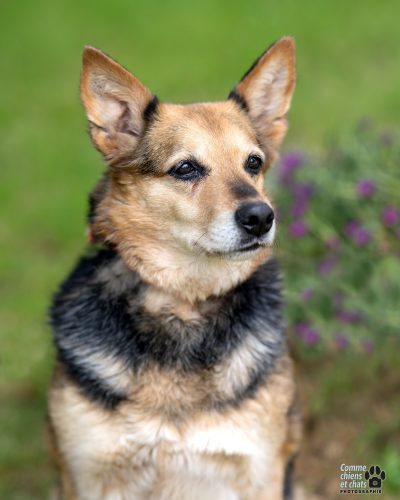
[{"xmin": 168, "ymin": 161, "xmax": 203, "ymax": 181}]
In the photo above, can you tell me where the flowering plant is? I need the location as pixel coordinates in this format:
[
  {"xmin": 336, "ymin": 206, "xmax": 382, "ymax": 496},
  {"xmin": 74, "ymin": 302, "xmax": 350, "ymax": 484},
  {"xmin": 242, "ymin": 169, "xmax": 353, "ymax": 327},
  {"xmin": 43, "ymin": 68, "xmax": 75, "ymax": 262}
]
[{"xmin": 273, "ymin": 125, "xmax": 400, "ymax": 352}]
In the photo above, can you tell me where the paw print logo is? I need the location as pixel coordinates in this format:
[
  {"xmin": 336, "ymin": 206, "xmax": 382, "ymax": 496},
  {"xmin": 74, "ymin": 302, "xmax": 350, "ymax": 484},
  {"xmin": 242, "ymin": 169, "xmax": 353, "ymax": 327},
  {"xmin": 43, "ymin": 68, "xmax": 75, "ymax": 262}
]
[{"xmin": 365, "ymin": 465, "xmax": 386, "ymax": 488}]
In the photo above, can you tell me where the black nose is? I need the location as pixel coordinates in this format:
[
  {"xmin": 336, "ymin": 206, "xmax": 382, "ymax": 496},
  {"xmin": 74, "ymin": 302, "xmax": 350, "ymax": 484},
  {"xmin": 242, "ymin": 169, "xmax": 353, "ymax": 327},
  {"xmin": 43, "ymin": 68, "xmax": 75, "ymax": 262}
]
[{"xmin": 235, "ymin": 202, "xmax": 275, "ymax": 237}]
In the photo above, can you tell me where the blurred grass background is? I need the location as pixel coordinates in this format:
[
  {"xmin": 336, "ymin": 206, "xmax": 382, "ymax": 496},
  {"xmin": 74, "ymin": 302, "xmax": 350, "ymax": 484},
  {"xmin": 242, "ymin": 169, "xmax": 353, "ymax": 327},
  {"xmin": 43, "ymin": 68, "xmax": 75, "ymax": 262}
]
[{"xmin": 1, "ymin": 0, "xmax": 400, "ymax": 498}]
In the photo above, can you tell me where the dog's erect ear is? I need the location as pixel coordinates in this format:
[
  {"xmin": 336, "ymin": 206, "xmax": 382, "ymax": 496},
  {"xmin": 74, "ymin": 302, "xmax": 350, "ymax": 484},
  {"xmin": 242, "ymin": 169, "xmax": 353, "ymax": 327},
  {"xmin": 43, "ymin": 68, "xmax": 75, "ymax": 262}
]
[
  {"xmin": 81, "ymin": 46, "xmax": 155, "ymax": 164},
  {"xmin": 229, "ymin": 37, "xmax": 296, "ymax": 150}
]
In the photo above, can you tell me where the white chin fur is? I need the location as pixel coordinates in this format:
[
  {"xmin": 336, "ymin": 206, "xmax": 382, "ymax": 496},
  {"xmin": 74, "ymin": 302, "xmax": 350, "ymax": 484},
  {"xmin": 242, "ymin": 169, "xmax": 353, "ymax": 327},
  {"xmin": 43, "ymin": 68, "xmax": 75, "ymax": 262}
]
[
  {"xmin": 222, "ymin": 247, "xmax": 263, "ymax": 261},
  {"xmin": 192, "ymin": 216, "xmax": 276, "ymax": 260}
]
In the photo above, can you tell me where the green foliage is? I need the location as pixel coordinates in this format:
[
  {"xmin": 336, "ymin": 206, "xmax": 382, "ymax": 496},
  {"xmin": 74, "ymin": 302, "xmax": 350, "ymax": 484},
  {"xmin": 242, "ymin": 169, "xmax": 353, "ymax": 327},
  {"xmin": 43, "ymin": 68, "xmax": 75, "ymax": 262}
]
[
  {"xmin": 380, "ymin": 445, "xmax": 400, "ymax": 494},
  {"xmin": 274, "ymin": 125, "xmax": 400, "ymax": 351}
]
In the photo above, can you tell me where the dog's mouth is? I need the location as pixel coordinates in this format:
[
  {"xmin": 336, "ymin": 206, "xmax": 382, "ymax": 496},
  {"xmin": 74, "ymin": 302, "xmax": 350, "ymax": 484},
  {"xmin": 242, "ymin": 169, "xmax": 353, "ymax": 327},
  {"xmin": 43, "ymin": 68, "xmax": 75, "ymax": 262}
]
[
  {"xmin": 204, "ymin": 241, "xmax": 268, "ymax": 258},
  {"xmin": 237, "ymin": 242, "xmax": 262, "ymax": 252}
]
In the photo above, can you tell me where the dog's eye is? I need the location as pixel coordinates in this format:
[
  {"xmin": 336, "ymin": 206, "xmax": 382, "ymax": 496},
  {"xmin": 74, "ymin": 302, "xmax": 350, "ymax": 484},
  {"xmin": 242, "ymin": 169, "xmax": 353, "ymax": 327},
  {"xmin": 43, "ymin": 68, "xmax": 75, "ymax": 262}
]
[
  {"xmin": 245, "ymin": 155, "xmax": 263, "ymax": 176},
  {"xmin": 169, "ymin": 161, "xmax": 203, "ymax": 181}
]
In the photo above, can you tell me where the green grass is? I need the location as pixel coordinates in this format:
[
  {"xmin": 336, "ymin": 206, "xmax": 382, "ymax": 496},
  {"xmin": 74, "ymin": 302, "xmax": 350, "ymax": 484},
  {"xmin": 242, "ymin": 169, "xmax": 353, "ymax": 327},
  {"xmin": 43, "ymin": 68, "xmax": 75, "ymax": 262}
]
[{"xmin": 1, "ymin": 0, "xmax": 400, "ymax": 496}]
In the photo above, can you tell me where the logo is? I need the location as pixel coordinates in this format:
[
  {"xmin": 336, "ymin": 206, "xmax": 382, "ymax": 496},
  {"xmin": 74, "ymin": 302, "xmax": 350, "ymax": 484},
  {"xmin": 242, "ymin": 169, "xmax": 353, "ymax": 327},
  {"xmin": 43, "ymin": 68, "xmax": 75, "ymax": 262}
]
[
  {"xmin": 339, "ymin": 463, "xmax": 386, "ymax": 494},
  {"xmin": 365, "ymin": 465, "xmax": 386, "ymax": 489}
]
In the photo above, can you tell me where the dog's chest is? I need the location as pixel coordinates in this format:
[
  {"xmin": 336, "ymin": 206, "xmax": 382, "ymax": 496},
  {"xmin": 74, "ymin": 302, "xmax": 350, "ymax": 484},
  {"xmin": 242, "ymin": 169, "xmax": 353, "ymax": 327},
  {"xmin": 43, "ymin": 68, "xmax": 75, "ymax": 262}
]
[
  {"xmin": 50, "ymin": 353, "xmax": 294, "ymax": 498},
  {"xmin": 118, "ymin": 411, "xmax": 264, "ymax": 458},
  {"xmin": 63, "ymin": 396, "xmax": 275, "ymax": 498}
]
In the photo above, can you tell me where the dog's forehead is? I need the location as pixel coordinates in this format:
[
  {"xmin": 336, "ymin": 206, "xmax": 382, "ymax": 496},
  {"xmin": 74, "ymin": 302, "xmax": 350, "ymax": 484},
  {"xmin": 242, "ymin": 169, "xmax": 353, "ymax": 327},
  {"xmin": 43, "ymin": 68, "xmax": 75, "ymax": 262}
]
[{"xmin": 155, "ymin": 101, "xmax": 259, "ymax": 160}]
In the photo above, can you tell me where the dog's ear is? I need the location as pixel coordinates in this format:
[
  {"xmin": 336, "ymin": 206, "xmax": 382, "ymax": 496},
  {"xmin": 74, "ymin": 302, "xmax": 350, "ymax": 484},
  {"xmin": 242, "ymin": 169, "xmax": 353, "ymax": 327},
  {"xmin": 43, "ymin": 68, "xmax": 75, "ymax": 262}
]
[
  {"xmin": 229, "ymin": 37, "xmax": 296, "ymax": 150},
  {"xmin": 81, "ymin": 46, "xmax": 155, "ymax": 165}
]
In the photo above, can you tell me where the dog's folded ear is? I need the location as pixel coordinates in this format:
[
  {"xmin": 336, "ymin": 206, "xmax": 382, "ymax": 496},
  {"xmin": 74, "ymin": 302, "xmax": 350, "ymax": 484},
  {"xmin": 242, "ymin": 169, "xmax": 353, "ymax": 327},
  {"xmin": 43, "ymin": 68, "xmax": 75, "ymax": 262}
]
[
  {"xmin": 81, "ymin": 46, "xmax": 155, "ymax": 165},
  {"xmin": 229, "ymin": 37, "xmax": 296, "ymax": 151}
]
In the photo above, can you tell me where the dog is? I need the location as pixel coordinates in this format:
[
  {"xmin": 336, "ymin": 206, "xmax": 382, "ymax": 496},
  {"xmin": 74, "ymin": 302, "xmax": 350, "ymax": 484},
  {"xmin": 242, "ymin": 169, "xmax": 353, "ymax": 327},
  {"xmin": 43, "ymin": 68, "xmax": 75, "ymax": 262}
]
[{"xmin": 47, "ymin": 36, "xmax": 301, "ymax": 500}]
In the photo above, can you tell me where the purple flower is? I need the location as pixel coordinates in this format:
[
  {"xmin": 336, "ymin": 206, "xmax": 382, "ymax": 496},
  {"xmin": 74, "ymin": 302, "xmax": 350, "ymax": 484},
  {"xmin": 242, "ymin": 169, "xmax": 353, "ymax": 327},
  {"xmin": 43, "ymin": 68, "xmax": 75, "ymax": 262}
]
[
  {"xmin": 294, "ymin": 322, "xmax": 320, "ymax": 345},
  {"xmin": 300, "ymin": 288, "xmax": 313, "ymax": 302},
  {"xmin": 382, "ymin": 206, "xmax": 398, "ymax": 227},
  {"xmin": 335, "ymin": 334, "xmax": 349, "ymax": 350},
  {"xmin": 317, "ymin": 256, "xmax": 337, "ymax": 276},
  {"xmin": 291, "ymin": 199, "xmax": 309, "ymax": 218},
  {"xmin": 278, "ymin": 152, "xmax": 303, "ymax": 185},
  {"xmin": 295, "ymin": 322, "xmax": 310, "ymax": 337},
  {"xmin": 290, "ymin": 182, "xmax": 314, "ymax": 218},
  {"xmin": 345, "ymin": 220, "xmax": 371, "ymax": 246},
  {"xmin": 353, "ymin": 226, "xmax": 371, "ymax": 246},
  {"xmin": 293, "ymin": 182, "xmax": 314, "ymax": 200},
  {"xmin": 345, "ymin": 220, "xmax": 360, "ymax": 237},
  {"xmin": 362, "ymin": 339, "xmax": 374, "ymax": 353},
  {"xmin": 288, "ymin": 220, "xmax": 309, "ymax": 238},
  {"xmin": 357, "ymin": 179, "xmax": 376, "ymax": 198},
  {"xmin": 337, "ymin": 310, "xmax": 363, "ymax": 324},
  {"xmin": 282, "ymin": 151, "xmax": 303, "ymax": 170},
  {"xmin": 303, "ymin": 328, "xmax": 320, "ymax": 345}
]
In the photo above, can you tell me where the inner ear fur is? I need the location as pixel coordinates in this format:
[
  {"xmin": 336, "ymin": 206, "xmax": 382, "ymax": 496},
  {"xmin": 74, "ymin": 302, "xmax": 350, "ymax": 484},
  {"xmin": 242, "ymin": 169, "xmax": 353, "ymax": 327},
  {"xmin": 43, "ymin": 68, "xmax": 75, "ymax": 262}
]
[
  {"xmin": 80, "ymin": 46, "xmax": 155, "ymax": 164},
  {"xmin": 229, "ymin": 36, "xmax": 296, "ymax": 152}
]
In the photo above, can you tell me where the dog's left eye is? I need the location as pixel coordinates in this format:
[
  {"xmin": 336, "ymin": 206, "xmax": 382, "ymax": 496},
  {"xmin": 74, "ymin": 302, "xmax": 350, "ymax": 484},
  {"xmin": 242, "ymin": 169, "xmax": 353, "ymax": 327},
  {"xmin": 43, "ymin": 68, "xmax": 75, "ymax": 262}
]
[
  {"xmin": 245, "ymin": 155, "xmax": 263, "ymax": 176},
  {"xmin": 169, "ymin": 161, "xmax": 203, "ymax": 181}
]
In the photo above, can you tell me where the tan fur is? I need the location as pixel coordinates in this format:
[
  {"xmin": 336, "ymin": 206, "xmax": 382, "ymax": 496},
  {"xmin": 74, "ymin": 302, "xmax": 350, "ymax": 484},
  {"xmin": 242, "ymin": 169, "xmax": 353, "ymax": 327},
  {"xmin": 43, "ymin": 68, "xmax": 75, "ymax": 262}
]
[
  {"xmin": 234, "ymin": 37, "xmax": 296, "ymax": 152},
  {"xmin": 81, "ymin": 46, "xmax": 152, "ymax": 163},
  {"xmin": 48, "ymin": 355, "xmax": 300, "ymax": 500},
  {"xmin": 89, "ymin": 100, "xmax": 274, "ymax": 303},
  {"xmin": 48, "ymin": 37, "xmax": 300, "ymax": 499}
]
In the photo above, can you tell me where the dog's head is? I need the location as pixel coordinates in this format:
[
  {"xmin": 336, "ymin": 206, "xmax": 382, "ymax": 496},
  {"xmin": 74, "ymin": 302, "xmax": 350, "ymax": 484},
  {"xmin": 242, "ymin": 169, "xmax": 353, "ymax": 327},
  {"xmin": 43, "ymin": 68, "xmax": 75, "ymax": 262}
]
[{"xmin": 81, "ymin": 38, "xmax": 296, "ymax": 301}]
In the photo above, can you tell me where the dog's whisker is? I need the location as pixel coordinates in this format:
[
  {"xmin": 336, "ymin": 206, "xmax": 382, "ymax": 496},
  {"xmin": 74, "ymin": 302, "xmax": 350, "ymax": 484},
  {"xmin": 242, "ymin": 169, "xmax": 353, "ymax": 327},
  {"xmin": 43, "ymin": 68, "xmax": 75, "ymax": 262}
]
[{"xmin": 193, "ymin": 231, "xmax": 208, "ymax": 248}]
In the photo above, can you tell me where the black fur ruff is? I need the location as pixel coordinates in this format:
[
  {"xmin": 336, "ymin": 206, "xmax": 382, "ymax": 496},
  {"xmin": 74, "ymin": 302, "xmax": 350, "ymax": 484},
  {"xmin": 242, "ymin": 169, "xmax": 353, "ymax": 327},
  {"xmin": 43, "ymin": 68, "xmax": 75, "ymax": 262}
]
[{"xmin": 50, "ymin": 248, "xmax": 285, "ymax": 410}]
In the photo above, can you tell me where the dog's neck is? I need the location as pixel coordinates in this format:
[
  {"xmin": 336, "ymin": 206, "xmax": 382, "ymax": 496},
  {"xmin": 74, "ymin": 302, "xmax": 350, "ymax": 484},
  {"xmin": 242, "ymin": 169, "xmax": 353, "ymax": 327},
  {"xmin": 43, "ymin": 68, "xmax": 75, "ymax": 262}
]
[
  {"xmin": 51, "ymin": 247, "xmax": 284, "ymax": 411},
  {"xmin": 116, "ymin": 241, "xmax": 271, "ymax": 304}
]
